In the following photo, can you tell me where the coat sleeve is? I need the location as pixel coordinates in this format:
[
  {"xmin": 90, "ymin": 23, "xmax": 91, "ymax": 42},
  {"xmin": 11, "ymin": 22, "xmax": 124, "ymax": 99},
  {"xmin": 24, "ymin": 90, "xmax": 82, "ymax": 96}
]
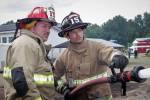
[
  {"xmin": 97, "ymin": 42, "xmax": 124, "ymax": 65},
  {"xmin": 53, "ymin": 51, "xmax": 66, "ymax": 93},
  {"xmin": 11, "ymin": 41, "xmax": 42, "ymax": 100}
]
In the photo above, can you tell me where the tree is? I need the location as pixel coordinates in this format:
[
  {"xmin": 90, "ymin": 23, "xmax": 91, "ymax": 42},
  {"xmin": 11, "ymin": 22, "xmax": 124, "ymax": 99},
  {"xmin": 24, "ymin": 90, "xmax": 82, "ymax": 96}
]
[
  {"xmin": 101, "ymin": 15, "xmax": 128, "ymax": 46},
  {"xmin": 134, "ymin": 14, "xmax": 144, "ymax": 37},
  {"xmin": 143, "ymin": 12, "xmax": 150, "ymax": 35},
  {"xmin": 127, "ymin": 19, "xmax": 139, "ymax": 44},
  {"xmin": 1, "ymin": 20, "xmax": 15, "ymax": 25},
  {"xmin": 83, "ymin": 12, "xmax": 150, "ymax": 48},
  {"xmin": 84, "ymin": 23, "xmax": 103, "ymax": 38}
]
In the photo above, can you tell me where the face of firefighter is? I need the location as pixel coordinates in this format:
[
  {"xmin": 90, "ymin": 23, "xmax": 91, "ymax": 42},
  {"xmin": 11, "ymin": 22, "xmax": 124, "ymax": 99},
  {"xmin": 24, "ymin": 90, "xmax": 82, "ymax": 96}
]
[
  {"xmin": 67, "ymin": 28, "xmax": 83, "ymax": 44},
  {"xmin": 30, "ymin": 21, "xmax": 51, "ymax": 42}
]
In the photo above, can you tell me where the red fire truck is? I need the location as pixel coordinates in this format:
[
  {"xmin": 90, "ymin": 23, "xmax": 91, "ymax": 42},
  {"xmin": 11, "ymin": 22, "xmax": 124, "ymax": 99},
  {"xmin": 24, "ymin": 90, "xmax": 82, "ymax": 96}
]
[{"xmin": 129, "ymin": 38, "xmax": 150, "ymax": 56}]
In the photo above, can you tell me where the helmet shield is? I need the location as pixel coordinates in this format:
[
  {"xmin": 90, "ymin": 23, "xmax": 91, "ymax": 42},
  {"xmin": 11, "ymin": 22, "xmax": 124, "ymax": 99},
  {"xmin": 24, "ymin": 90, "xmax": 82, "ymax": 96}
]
[
  {"xmin": 58, "ymin": 12, "xmax": 88, "ymax": 37},
  {"xmin": 46, "ymin": 5, "xmax": 56, "ymax": 24}
]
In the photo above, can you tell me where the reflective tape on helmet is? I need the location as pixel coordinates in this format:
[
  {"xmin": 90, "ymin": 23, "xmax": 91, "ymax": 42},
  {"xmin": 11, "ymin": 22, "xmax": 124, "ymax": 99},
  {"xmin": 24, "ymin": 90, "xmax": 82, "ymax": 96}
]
[
  {"xmin": 3, "ymin": 67, "xmax": 54, "ymax": 85},
  {"xmin": 56, "ymin": 79, "xmax": 65, "ymax": 92},
  {"xmin": 72, "ymin": 71, "xmax": 107, "ymax": 87},
  {"xmin": 34, "ymin": 74, "xmax": 54, "ymax": 84},
  {"xmin": 3, "ymin": 67, "xmax": 12, "ymax": 79},
  {"xmin": 25, "ymin": 21, "xmax": 37, "ymax": 29},
  {"xmin": 64, "ymin": 32, "xmax": 68, "ymax": 38},
  {"xmin": 34, "ymin": 97, "xmax": 42, "ymax": 100}
]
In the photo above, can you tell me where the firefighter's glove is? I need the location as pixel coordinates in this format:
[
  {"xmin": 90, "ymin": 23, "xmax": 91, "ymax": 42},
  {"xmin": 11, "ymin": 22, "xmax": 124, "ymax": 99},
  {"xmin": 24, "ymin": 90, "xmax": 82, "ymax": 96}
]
[
  {"xmin": 109, "ymin": 53, "xmax": 128, "ymax": 69},
  {"xmin": 63, "ymin": 89, "xmax": 76, "ymax": 100},
  {"xmin": 61, "ymin": 85, "xmax": 76, "ymax": 100}
]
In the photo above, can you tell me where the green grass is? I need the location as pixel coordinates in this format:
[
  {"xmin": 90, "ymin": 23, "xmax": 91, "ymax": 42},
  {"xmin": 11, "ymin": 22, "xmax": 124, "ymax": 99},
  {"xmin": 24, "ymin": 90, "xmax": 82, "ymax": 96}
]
[{"xmin": 126, "ymin": 54, "xmax": 150, "ymax": 69}]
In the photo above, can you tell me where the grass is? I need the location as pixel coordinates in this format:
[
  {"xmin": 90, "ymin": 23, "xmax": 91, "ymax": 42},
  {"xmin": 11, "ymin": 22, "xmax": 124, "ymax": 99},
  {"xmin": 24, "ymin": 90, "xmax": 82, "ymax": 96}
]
[{"xmin": 126, "ymin": 54, "xmax": 150, "ymax": 69}]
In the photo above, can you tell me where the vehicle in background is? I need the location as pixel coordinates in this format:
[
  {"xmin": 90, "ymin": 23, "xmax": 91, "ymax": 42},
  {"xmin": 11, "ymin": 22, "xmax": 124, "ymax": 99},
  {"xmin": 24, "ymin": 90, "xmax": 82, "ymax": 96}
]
[
  {"xmin": 129, "ymin": 38, "xmax": 150, "ymax": 56},
  {"xmin": 109, "ymin": 40, "xmax": 126, "ymax": 53},
  {"xmin": 109, "ymin": 40, "xmax": 118, "ymax": 49}
]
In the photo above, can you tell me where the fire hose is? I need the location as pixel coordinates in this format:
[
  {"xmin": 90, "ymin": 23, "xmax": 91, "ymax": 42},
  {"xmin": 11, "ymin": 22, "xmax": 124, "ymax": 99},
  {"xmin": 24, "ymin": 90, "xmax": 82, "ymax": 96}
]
[{"xmin": 71, "ymin": 66, "xmax": 148, "ymax": 96}]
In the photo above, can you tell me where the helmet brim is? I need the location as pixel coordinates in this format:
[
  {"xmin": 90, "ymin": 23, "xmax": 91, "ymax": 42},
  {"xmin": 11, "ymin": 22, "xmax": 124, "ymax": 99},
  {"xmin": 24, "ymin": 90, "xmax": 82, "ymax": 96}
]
[
  {"xmin": 40, "ymin": 18, "xmax": 57, "ymax": 26},
  {"xmin": 17, "ymin": 17, "xmax": 57, "ymax": 28},
  {"xmin": 58, "ymin": 23, "xmax": 88, "ymax": 37}
]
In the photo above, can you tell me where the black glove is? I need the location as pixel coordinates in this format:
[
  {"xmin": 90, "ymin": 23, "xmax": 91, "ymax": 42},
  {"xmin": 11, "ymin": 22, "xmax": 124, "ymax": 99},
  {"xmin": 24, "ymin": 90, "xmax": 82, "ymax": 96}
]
[
  {"xmin": 109, "ymin": 53, "xmax": 128, "ymax": 69},
  {"xmin": 63, "ymin": 88, "xmax": 76, "ymax": 100},
  {"xmin": 60, "ymin": 85, "xmax": 76, "ymax": 100}
]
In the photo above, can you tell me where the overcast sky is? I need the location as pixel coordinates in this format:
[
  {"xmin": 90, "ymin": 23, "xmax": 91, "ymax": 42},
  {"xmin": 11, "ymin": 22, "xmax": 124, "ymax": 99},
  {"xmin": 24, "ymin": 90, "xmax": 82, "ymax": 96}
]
[{"xmin": 0, "ymin": 0, "xmax": 150, "ymax": 26}]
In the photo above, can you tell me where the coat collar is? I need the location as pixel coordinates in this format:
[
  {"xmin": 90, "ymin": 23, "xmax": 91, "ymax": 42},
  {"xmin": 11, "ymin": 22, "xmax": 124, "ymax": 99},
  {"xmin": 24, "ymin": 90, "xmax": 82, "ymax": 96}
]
[
  {"xmin": 21, "ymin": 29, "xmax": 42, "ymax": 42},
  {"xmin": 70, "ymin": 38, "xmax": 88, "ymax": 53},
  {"xmin": 20, "ymin": 29, "xmax": 52, "ymax": 52}
]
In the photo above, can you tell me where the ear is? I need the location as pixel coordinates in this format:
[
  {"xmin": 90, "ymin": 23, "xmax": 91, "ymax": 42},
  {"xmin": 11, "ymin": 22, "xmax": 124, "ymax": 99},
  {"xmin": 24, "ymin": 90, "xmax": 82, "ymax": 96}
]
[{"xmin": 29, "ymin": 26, "xmax": 35, "ymax": 33}]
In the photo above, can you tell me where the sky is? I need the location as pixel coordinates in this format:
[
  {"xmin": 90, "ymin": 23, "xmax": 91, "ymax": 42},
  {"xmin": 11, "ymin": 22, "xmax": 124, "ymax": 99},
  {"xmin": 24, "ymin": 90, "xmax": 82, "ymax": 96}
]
[{"xmin": 0, "ymin": 0, "xmax": 150, "ymax": 26}]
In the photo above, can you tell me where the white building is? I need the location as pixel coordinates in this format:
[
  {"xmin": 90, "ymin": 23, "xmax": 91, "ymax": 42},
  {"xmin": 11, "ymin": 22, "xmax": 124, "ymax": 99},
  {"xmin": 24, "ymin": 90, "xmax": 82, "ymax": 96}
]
[
  {"xmin": 0, "ymin": 24, "xmax": 18, "ymax": 69},
  {"xmin": 0, "ymin": 24, "xmax": 124, "ymax": 69}
]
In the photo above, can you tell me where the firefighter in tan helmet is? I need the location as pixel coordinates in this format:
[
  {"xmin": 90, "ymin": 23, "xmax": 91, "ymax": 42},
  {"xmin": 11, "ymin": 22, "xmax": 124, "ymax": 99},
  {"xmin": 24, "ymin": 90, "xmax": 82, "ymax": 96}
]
[
  {"xmin": 3, "ymin": 5, "xmax": 57, "ymax": 100},
  {"xmin": 53, "ymin": 12, "xmax": 129, "ymax": 100}
]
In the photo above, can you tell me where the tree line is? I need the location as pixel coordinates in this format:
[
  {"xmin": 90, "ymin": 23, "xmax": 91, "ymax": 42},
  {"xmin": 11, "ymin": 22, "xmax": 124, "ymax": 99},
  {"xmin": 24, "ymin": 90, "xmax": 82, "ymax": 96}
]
[
  {"xmin": 1, "ymin": 12, "xmax": 150, "ymax": 48},
  {"xmin": 1, "ymin": 20, "xmax": 15, "ymax": 25},
  {"xmin": 83, "ymin": 12, "xmax": 150, "ymax": 48}
]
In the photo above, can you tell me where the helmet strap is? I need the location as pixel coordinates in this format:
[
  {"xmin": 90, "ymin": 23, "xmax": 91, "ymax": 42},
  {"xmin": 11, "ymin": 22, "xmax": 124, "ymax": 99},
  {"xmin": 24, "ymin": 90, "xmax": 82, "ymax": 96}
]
[{"xmin": 12, "ymin": 22, "xmax": 20, "ymax": 42}]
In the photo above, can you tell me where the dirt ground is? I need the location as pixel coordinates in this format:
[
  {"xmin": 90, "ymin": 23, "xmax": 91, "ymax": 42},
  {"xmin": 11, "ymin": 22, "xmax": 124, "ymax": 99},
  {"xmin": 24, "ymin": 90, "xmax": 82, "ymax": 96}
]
[{"xmin": 0, "ymin": 54, "xmax": 150, "ymax": 100}]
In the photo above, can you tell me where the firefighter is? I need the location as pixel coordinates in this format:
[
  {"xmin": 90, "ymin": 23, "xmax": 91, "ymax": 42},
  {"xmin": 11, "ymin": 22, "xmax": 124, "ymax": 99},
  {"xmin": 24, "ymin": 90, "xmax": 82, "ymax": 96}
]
[
  {"xmin": 54, "ymin": 12, "xmax": 129, "ymax": 100},
  {"xmin": 3, "ymin": 5, "xmax": 57, "ymax": 100},
  {"xmin": 134, "ymin": 48, "xmax": 138, "ymax": 59},
  {"xmin": 127, "ymin": 47, "xmax": 131, "ymax": 59}
]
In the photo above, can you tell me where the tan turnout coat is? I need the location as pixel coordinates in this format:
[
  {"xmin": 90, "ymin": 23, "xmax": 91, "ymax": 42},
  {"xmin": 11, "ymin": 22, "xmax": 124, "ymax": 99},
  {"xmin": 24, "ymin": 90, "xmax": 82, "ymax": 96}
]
[
  {"xmin": 54, "ymin": 38, "xmax": 123, "ymax": 100},
  {"xmin": 3, "ymin": 29, "xmax": 55, "ymax": 100}
]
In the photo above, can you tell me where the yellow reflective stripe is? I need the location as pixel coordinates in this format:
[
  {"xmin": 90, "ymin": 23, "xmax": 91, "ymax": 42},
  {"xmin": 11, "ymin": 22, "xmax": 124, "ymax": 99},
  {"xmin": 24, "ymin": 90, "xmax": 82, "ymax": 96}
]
[
  {"xmin": 97, "ymin": 71, "xmax": 107, "ymax": 78},
  {"xmin": 34, "ymin": 74, "xmax": 54, "ymax": 79},
  {"xmin": 3, "ymin": 67, "xmax": 12, "ymax": 79},
  {"xmin": 73, "ymin": 80, "xmax": 77, "ymax": 87},
  {"xmin": 76, "ymin": 80, "xmax": 80, "ymax": 87},
  {"xmin": 73, "ymin": 71, "xmax": 107, "ymax": 87},
  {"xmin": 34, "ymin": 97, "xmax": 42, "ymax": 100},
  {"xmin": 83, "ymin": 78, "xmax": 89, "ymax": 83},
  {"xmin": 34, "ymin": 74, "xmax": 54, "ymax": 85},
  {"xmin": 56, "ymin": 80, "xmax": 65, "ymax": 92},
  {"xmin": 35, "ymin": 81, "xmax": 54, "ymax": 84},
  {"xmin": 106, "ymin": 95, "xmax": 112, "ymax": 100},
  {"xmin": 3, "ymin": 67, "xmax": 54, "ymax": 85},
  {"xmin": 57, "ymin": 80, "xmax": 64, "ymax": 85}
]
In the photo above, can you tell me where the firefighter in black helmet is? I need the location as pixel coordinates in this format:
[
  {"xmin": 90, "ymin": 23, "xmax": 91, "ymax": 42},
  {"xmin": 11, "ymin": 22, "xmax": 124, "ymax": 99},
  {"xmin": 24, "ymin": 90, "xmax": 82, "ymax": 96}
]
[{"xmin": 54, "ymin": 12, "xmax": 128, "ymax": 100}]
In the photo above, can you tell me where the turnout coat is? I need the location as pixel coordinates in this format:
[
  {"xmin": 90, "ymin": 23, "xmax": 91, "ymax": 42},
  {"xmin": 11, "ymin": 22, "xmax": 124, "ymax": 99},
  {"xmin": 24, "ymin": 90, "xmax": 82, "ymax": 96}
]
[
  {"xmin": 3, "ymin": 29, "xmax": 55, "ymax": 100},
  {"xmin": 54, "ymin": 38, "xmax": 122, "ymax": 100}
]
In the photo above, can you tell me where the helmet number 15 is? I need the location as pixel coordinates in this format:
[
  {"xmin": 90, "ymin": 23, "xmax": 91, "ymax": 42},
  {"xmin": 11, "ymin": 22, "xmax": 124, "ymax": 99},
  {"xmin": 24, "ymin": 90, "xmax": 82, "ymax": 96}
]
[{"xmin": 70, "ymin": 17, "xmax": 79, "ymax": 24}]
